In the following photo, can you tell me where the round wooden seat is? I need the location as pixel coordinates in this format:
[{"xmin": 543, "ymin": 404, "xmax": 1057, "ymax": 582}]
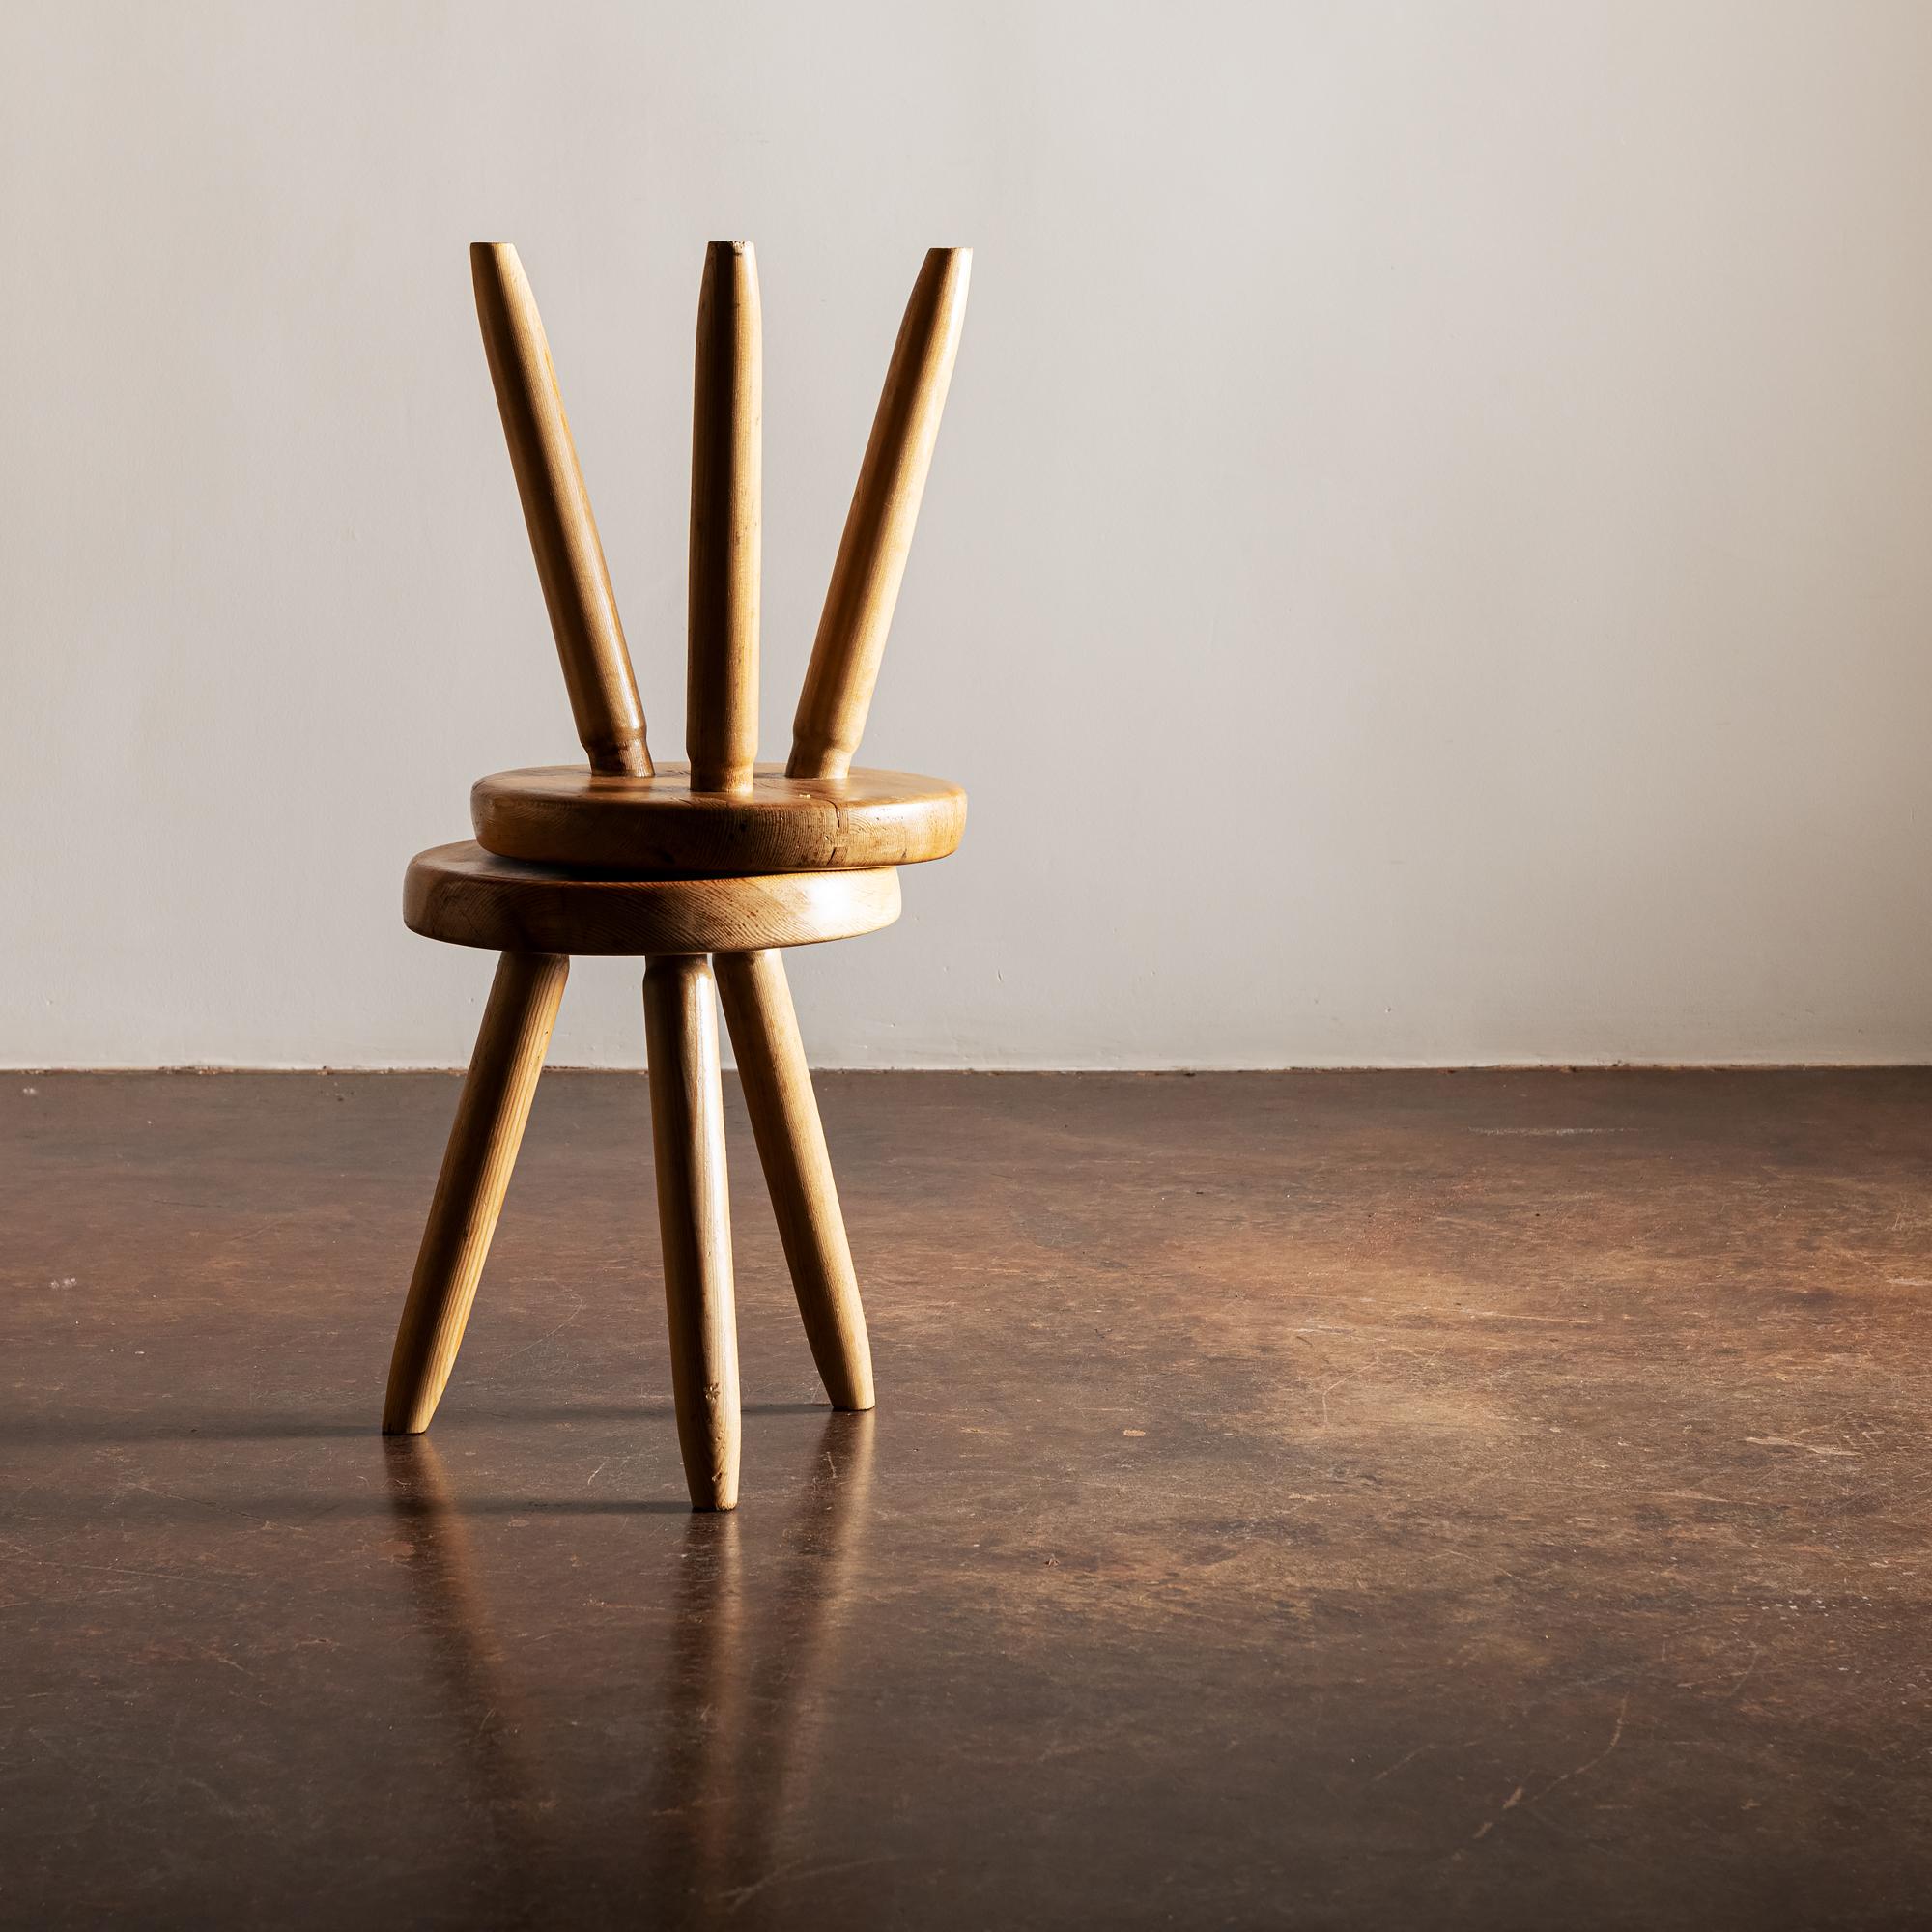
[
  {"xmin": 469, "ymin": 762, "xmax": 966, "ymax": 876},
  {"xmin": 404, "ymin": 842, "xmax": 901, "ymax": 956}
]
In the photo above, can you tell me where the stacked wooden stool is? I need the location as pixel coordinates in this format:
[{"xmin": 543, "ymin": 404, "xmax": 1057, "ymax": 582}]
[{"xmin": 382, "ymin": 241, "xmax": 970, "ymax": 1509}]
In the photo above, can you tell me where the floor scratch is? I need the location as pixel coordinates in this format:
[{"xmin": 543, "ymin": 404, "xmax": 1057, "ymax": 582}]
[{"xmin": 1745, "ymin": 1436, "xmax": 1858, "ymax": 1459}]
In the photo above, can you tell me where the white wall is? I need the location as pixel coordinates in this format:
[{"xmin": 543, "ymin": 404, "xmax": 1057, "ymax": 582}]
[{"xmin": 5, "ymin": 1, "xmax": 1931, "ymax": 1069}]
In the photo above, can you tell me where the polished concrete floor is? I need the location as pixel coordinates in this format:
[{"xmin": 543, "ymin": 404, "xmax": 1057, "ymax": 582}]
[{"xmin": 3, "ymin": 1068, "xmax": 1930, "ymax": 1928}]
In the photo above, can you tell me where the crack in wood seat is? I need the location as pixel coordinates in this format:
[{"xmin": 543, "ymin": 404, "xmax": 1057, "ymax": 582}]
[
  {"xmin": 405, "ymin": 842, "xmax": 902, "ymax": 954},
  {"xmin": 470, "ymin": 762, "xmax": 965, "ymax": 876}
]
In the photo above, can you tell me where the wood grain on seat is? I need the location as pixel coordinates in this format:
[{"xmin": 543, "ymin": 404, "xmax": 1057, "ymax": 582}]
[
  {"xmin": 404, "ymin": 842, "xmax": 901, "ymax": 956},
  {"xmin": 470, "ymin": 762, "xmax": 965, "ymax": 876}
]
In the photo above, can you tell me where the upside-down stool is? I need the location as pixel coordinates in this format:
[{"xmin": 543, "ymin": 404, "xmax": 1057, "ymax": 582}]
[{"xmin": 382, "ymin": 240, "xmax": 970, "ymax": 1509}]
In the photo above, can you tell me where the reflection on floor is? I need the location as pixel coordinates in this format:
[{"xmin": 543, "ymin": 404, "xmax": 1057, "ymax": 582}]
[
  {"xmin": 384, "ymin": 1414, "xmax": 872, "ymax": 1922},
  {"xmin": 4, "ymin": 1069, "xmax": 1931, "ymax": 1928}
]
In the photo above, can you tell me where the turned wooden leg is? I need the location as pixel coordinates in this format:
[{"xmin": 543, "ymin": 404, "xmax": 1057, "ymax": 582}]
[
  {"xmin": 384, "ymin": 952, "xmax": 569, "ymax": 1434},
  {"xmin": 714, "ymin": 949, "xmax": 875, "ymax": 1411},
  {"xmin": 687, "ymin": 239, "xmax": 761, "ymax": 793},
  {"xmin": 470, "ymin": 243, "xmax": 652, "ymax": 777},
  {"xmin": 643, "ymin": 954, "xmax": 742, "ymax": 1511},
  {"xmin": 788, "ymin": 247, "xmax": 971, "ymax": 781}
]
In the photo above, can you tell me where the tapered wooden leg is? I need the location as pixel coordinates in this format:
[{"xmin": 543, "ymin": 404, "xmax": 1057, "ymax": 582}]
[
  {"xmin": 687, "ymin": 240, "xmax": 761, "ymax": 793},
  {"xmin": 713, "ymin": 949, "xmax": 875, "ymax": 1411},
  {"xmin": 469, "ymin": 243, "xmax": 653, "ymax": 777},
  {"xmin": 788, "ymin": 247, "xmax": 971, "ymax": 781},
  {"xmin": 643, "ymin": 954, "xmax": 742, "ymax": 1511},
  {"xmin": 384, "ymin": 952, "xmax": 569, "ymax": 1434}
]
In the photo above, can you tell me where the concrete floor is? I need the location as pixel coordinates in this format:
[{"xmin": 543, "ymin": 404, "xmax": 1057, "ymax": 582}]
[{"xmin": 2, "ymin": 1068, "xmax": 1929, "ymax": 1928}]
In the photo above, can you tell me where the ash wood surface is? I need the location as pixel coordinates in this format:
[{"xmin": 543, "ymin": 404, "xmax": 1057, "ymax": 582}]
[
  {"xmin": 643, "ymin": 955, "xmax": 741, "ymax": 1511},
  {"xmin": 687, "ymin": 242, "xmax": 761, "ymax": 794},
  {"xmin": 715, "ymin": 950, "xmax": 874, "ymax": 1411},
  {"xmin": 789, "ymin": 247, "xmax": 971, "ymax": 781},
  {"xmin": 471, "ymin": 242, "xmax": 652, "ymax": 778},
  {"xmin": 382, "ymin": 952, "xmax": 569, "ymax": 1434},
  {"xmin": 405, "ymin": 844, "xmax": 900, "ymax": 955},
  {"xmin": 469, "ymin": 763, "xmax": 965, "ymax": 875}
]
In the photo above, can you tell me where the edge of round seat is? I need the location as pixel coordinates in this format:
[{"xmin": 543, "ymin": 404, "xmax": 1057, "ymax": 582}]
[
  {"xmin": 470, "ymin": 761, "xmax": 966, "ymax": 876},
  {"xmin": 404, "ymin": 843, "xmax": 902, "ymax": 956}
]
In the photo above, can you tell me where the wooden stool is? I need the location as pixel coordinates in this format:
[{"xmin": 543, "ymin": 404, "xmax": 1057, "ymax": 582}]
[{"xmin": 383, "ymin": 240, "xmax": 970, "ymax": 1510}]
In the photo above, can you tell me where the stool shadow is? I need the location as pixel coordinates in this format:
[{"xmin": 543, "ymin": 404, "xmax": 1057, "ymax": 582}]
[
  {"xmin": 480, "ymin": 1400, "xmax": 829, "ymax": 1424},
  {"xmin": 0, "ymin": 1414, "xmax": 373, "ymax": 1446},
  {"xmin": 385, "ymin": 1493, "xmax": 691, "ymax": 1516},
  {"xmin": 0, "ymin": 1399, "xmax": 826, "ymax": 1449}
]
